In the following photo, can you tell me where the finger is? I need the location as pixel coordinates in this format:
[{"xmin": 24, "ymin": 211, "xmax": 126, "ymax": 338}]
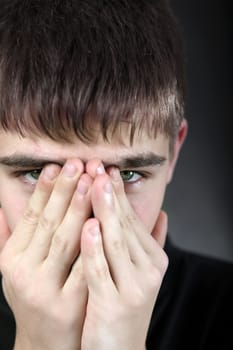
[
  {"xmin": 91, "ymin": 173, "xmax": 134, "ymax": 289},
  {"xmin": 81, "ymin": 218, "xmax": 116, "ymax": 296},
  {"xmin": 7, "ymin": 164, "xmax": 60, "ymax": 253},
  {"xmin": 27, "ymin": 159, "xmax": 84, "ymax": 263},
  {"xmin": 85, "ymin": 158, "xmax": 105, "ymax": 178},
  {"xmin": 109, "ymin": 167, "xmax": 166, "ymax": 267},
  {"xmin": 63, "ymin": 255, "xmax": 88, "ymax": 307},
  {"xmin": 151, "ymin": 210, "xmax": 168, "ymax": 248},
  {"xmin": 45, "ymin": 173, "xmax": 93, "ymax": 286},
  {"xmin": 108, "ymin": 167, "xmax": 150, "ymax": 255}
]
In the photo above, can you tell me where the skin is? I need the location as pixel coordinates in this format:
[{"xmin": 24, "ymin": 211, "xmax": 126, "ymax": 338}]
[{"xmin": 0, "ymin": 120, "xmax": 187, "ymax": 350}]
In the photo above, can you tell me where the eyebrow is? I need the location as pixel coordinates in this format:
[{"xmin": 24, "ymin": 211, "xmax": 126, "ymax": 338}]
[{"xmin": 0, "ymin": 152, "xmax": 166, "ymax": 170}]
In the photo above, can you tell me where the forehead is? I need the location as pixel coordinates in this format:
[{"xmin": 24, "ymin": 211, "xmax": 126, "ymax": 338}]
[{"xmin": 0, "ymin": 128, "xmax": 169, "ymax": 162}]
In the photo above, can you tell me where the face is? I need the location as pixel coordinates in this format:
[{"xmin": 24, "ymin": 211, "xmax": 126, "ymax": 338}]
[{"xmin": 0, "ymin": 122, "xmax": 186, "ymax": 239}]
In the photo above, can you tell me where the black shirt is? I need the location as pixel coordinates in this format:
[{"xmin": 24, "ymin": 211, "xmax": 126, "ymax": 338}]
[{"xmin": 1, "ymin": 237, "xmax": 233, "ymax": 350}]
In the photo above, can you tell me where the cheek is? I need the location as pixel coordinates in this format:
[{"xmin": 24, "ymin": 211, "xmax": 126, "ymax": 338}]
[
  {"xmin": 5, "ymin": 199, "xmax": 26, "ymax": 232},
  {"xmin": 0, "ymin": 182, "xmax": 29, "ymax": 232}
]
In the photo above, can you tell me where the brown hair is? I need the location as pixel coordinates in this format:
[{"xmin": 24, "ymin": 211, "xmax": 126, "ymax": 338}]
[{"xmin": 0, "ymin": 0, "xmax": 185, "ymax": 145}]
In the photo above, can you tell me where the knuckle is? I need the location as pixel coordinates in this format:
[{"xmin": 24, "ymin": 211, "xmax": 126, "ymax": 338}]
[
  {"xmin": 147, "ymin": 265, "xmax": 163, "ymax": 290},
  {"xmin": 50, "ymin": 234, "xmax": 68, "ymax": 256},
  {"xmin": 159, "ymin": 251, "xmax": 169, "ymax": 275},
  {"xmin": 22, "ymin": 207, "xmax": 39, "ymax": 225},
  {"xmin": 39, "ymin": 213, "xmax": 57, "ymax": 232},
  {"xmin": 9, "ymin": 262, "xmax": 30, "ymax": 292},
  {"xmin": 50, "ymin": 305, "xmax": 65, "ymax": 326},
  {"xmin": 9, "ymin": 269, "xmax": 49, "ymax": 311},
  {"xmin": 119, "ymin": 218, "xmax": 127, "ymax": 230},
  {"xmin": 50, "ymin": 304, "xmax": 76, "ymax": 328},
  {"xmin": 147, "ymin": 257, "xmax": 168, "ymax": 289},
  {"xmin": 0, "ymin": 253, "xmax": 30, "ymax": 294},
  {"xmin": 0, "ymin": 251, "xmax": 9, "ymax": 273},
  {"xmin": 25, "ymin": 286, "xmax": 43, "ymax": 309},
  {"xmin": 23, "ymin": 286, "xmax": 52, "ymax": 314},
  {"xmin": 71, "ymin": 262, "xmax": 86, "ymax": 284},
  {"xmin": 112, "ymin": 238, "xmax": 126, "ymax": 252},
  {"xmin": 94, "ymin": 264, "xmax": 109, "ymax": 280},
  {"xmin": 126, "ymin": 286, "xmax": 145, "ymax": 309}
]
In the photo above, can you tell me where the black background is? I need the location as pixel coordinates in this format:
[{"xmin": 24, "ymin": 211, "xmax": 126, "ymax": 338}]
[{"xmin": 165, "ymin": 0, "xmax": 233, "ymax": 261}]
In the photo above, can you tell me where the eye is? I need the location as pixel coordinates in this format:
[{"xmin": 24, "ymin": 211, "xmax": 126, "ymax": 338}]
[
  {"xmin": 22, "ymin": 169, "xmax": 42, "ymax": 185},
  {"xmin": 120, "ymin": 170, "xmax": 142, "ymax": 183}
]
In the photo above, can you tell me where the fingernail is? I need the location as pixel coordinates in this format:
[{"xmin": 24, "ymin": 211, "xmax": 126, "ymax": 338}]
[
  {"xmin": 110, "ymin": 167, "xmax": 121, "ymax": 182},
  {"xmin": 89, "ymin": 224, "xmax": 100, "ymax": 239},
  {"xmin": 77, "ymin": 180, "xmax": 89, "ymax": 195},
  {"xmin": 63, "ymin": 162, "xmax": 77, "ymax": 177},
  {"xmin": 96, "ymin": 164, "xmax": 105, "ymax": 175}
]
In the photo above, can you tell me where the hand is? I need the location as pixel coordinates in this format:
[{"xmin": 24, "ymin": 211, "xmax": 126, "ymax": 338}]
[
  {"xmin": 80, "ymin": 161, "xmax": 168, "ymax": 350},
  {"xmin": 0, "ymin": 160, "xmax": 92, "ymax": 350}
]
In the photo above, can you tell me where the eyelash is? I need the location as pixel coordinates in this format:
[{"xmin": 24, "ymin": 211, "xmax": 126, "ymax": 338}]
[
  {"xmin": 14, "ymin": 168, "xmax": 149, "ymax": 186},
  {"xmin": 14, "ymin": 169, "xmax": 42, "ymax": 185},
  {"xmin": 119, "ymin": 170, "xmax": 143, "ymax": 183}
]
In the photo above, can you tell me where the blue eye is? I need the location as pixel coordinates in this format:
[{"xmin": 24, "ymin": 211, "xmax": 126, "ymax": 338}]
[
  {"xmin": 120, "ymin": 170, "xmax": 141, "ymax": 183},
  {"xmin": 23, "ymin": 169, "xmax": 42, "ymax": 185}
]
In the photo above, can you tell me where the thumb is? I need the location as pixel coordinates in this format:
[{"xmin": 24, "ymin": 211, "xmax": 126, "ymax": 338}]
[
  {"xmin": 0, "ymin": 207, "xmax": 11, "ymax": 253},
  {"xmin": 151, "ymin": 210, "xmax": 168, "ymax": 248}
]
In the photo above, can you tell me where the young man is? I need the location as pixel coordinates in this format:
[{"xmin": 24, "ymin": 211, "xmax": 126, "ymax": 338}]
[{"xmin": 0, "ymin": 1, "xmax": 232, "ymax": 349}]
